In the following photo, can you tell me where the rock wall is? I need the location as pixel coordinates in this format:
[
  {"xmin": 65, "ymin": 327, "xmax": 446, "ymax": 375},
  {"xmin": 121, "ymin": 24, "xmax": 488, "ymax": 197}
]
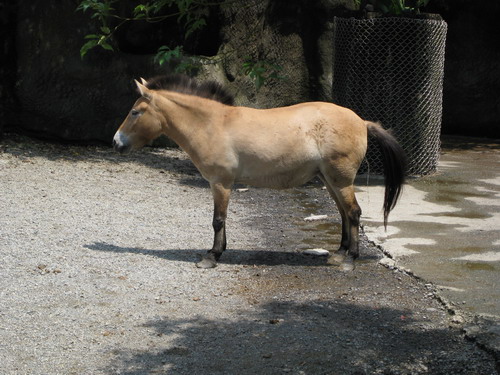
[
  {"xmin": 0, "ymin": 1, "xmax": 18, "ymax": 139},
  {"xmin": 6, "ymin": 0, "xmax": 169, "ymax": 143},
  {"xmin": 426, "ymin": 0, "xmax": 500, "ymax": 138},
  {"xmin": 1, "ymin": 0, "xmax": 345, "ymax": 143},
  {"xmin": 1, "ymin": 0, "xmax": 498, "ymax": 142}
]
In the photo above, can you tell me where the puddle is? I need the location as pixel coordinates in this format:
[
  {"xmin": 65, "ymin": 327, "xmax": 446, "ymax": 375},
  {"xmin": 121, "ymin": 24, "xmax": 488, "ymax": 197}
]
[
  {"xmin": 283, "ymin": 184, "xmax": 383, "ymax": 267},
  {"xmin": 463, "ymin": 262, "xmax": 497, "ymax": 272},
  {"xmin": 425, "ymin": 211, "xmax": 491, "ymax": 219},
  {"xmin": 299, "ymin": 222, "xmax": 342, "ymax": 249},
  {"xmin": 275, "ymin": 140, "xmax": 500, "ymax": 318},
  {"xmin": 337, "ymin": 139, "xmax": 500, "ymax": 317},
  {"xmin": 286, "ymin": 188, "xmax": 343, "ymax": 252}
]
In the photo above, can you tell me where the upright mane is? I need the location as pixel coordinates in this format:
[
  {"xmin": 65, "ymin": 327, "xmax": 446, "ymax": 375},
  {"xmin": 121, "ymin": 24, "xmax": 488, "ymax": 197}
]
[{"xmin": 144, "ymin": 74, "xmax": 234, "ymax": 106}]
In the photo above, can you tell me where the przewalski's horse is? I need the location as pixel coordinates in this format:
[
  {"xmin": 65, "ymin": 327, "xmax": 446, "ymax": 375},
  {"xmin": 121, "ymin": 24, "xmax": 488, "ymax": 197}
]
[{"xmin": 113, "ymin": 75, "xmax": 406, "ymax": 271}]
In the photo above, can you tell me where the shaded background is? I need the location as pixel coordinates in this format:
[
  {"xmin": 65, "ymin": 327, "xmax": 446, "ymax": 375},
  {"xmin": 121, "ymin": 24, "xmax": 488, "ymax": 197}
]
[{"xmin": 0, "ymin": 0, "xmax": 498, "ymax": 143}]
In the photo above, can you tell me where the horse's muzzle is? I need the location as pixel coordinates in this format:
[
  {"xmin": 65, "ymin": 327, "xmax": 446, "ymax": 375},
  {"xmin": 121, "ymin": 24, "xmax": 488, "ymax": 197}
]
[
  {"xmin": 113, "ymin": 140, "xmax": 130, "ymax": 154},
  {"xmin": 113, "ymin": 131, "xmax": 131, "ymax": 154}
]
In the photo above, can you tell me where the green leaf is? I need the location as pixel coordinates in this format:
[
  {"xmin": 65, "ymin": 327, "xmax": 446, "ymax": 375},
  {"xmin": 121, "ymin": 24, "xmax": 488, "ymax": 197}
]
[
  {"xmin": 133, "ymin": 4, "xmax": 148, "ymax": 14},
  {"xmin": 154, "ymin": 45, "xmax": 183, "ymax": 66},
  {"xmin": 185, "ymin": 18, "xmax": 206, "ymax": 38},
  {"xmin": 99, "ymin": 41, "xmax": 114, "ymax": 51},
  {"xmin": 80, "ymin": 39, "xmax": 98, "ymax": 58},
  {"xmin": 76, "ymin": 3, "xmax": 90, "ymax": 12},
  {"xmin": 242, "ymin": 58, "xmax": 284, "ymax": 91}
]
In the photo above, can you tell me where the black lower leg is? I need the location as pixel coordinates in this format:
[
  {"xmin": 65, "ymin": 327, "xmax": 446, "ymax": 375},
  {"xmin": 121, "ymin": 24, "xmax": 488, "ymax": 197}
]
[
  {"xmin": 347, "ymin": 207, "xmax": 361, "ymax": 259},
  {"xmin": 339, "ymin": 218, "xmax": 349, "ymax": 252},
  {"xmin": 196, "ymin": 217, "xmax": 226, "ymax": 268},
  {"xmin": 196, "ymin": 182, "xmax": 231, "ymax": 269},
  {"xmin": 210, "ymin": 216, "xmax": 226, "ymax": 259}
]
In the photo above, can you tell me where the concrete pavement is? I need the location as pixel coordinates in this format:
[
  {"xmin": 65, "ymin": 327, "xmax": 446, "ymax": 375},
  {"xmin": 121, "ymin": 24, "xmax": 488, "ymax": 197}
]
[{"xmin": 356, "ymin": 136, "xmax": 500, "ymax": 359}]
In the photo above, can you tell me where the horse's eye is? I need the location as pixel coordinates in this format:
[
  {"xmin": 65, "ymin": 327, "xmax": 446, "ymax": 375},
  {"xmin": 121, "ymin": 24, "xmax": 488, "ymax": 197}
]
[{"xmin": 131, "ymin": 109, "xmax": 140, "ymax": 117}]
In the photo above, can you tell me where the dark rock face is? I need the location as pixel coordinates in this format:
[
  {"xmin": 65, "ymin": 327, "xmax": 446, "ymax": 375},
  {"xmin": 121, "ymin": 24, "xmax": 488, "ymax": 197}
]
[
  {"xmin": 0, "ymin": 1, "xmax": 18, "ymax": 139},
  {"xmin": 427, "ymin": 0, "xmax": 500, "ymax": 138},
  {"xmin": 1, "ymin": 0, "xmax": 343, "ymax": 143},
  {"xmin": 1, "ymin": 0, "xmax": 498, "ymax": 142},
  {"xmin": 214, "ymin": 0, "xmax": 341, "ymax": 109},
  {"xmin": 7, "ymin": 0, "xmax": 168, "ymax": 143}
]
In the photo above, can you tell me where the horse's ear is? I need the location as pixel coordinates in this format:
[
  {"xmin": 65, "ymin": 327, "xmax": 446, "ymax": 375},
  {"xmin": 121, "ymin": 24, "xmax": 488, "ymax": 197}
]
[
  {"xmin": 140, "ymin": 77, "xmax": 148, "ymax": 85},
  {"xmin": 134, "ymin": 79, "xmax": 152, "ymax": 100}
]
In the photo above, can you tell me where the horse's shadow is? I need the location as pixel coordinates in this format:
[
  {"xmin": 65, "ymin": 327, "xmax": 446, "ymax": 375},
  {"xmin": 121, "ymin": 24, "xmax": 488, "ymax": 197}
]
[{"xmin": 83, "ymin": 241, "xmax": 340, "ymax": 267}]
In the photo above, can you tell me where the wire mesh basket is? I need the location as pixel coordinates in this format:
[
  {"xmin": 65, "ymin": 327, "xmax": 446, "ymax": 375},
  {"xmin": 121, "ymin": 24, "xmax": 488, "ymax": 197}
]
[{"xmin": 333, "ymin": 16, "xmax": 447, "ymax": 175}]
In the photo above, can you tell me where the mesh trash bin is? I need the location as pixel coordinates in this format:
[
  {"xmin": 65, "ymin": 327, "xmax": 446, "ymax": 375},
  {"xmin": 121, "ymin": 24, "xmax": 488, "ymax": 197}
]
[{"xmin": 333, "ymin": 16, "xmax": 447, "ymax": 175}]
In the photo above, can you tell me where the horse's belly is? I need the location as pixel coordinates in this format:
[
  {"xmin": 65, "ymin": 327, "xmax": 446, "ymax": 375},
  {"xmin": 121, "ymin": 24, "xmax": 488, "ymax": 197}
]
[
  {"xmin": 232, "ymin": 133, "xmax": 322, "ymax": 188},
  {"xmin": 235, "ymin": 160, "xmax": 319, "ymax": 189}
]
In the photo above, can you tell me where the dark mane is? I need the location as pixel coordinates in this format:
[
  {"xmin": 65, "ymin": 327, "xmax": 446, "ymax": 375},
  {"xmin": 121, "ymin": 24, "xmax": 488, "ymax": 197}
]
[{"xmin": 144, "ymin": 75, "xmax": 234, "ymax": 106}]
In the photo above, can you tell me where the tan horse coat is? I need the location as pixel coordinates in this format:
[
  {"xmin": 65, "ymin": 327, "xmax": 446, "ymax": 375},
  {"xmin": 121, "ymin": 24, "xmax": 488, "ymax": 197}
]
[{"xmin": 113, "ymin": 77, "xmax": 405, "ymax": 270}]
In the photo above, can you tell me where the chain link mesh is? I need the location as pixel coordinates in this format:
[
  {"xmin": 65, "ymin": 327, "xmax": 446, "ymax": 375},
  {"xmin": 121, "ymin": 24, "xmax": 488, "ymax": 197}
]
[{"xmin": 332, "ymin": 16, "xmax": 447, "ymax": 175}]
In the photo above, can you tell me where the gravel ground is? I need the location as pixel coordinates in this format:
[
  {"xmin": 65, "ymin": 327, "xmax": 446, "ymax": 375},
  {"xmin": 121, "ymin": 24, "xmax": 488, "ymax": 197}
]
[{"xmin": 0, "ymin": 135, "xmax": 498, "ymax": 375}]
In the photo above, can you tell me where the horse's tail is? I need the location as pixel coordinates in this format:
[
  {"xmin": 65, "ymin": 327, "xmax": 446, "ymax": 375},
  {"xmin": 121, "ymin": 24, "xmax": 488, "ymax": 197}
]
[{"xmin": 366, "ymin": 121, "xmax": 407, "ymax": 228}]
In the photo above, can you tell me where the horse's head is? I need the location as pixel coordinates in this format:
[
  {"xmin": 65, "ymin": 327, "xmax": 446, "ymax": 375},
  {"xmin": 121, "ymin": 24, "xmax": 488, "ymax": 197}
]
[{"xmin": 113, "ymin": 79, "xmax": 163, "ymax": 154}]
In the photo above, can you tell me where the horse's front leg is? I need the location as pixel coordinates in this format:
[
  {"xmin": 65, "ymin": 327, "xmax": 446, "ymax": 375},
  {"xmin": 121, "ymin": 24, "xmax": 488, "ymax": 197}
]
[{"xmin": 196, "ymin": 182, "xmax": 232, "ymax": 269}]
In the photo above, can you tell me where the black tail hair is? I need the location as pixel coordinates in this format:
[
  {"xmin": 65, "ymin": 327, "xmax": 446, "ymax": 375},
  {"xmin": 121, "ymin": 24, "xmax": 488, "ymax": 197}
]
[{"xmin": 366, "ymin": 122, "xmax": 407, "ymax": 228}]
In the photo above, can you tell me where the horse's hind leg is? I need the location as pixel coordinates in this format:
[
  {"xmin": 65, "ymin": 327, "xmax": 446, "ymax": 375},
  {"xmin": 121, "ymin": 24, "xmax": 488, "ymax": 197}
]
[
  {"xmin": 196, "ymin": 182, "xmax": 232, "ymax": 269},
  {"xmin": 318, "ymin": 176, "xmax": 349, "ymax": 256},
  {"xmin": 320, "ymin": 173, "xmax": 361, "ymax": 271},
  {"xmin": 335, "ymin": 185, "xmax": 361, "ymax": 271}
]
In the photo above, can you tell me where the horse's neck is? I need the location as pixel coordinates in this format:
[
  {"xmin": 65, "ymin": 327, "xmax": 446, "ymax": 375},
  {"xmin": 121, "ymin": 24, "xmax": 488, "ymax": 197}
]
[{"xmin": 158, "ymin": 93, "xmax": 219, "ymax": 162}]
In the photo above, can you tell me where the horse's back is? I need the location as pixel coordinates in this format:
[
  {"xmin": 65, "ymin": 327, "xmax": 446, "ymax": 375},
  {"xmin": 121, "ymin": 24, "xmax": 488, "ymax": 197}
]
[
  {"xmin": 238, "ymin": 101, "xmax": 368, "ymax": 165},
  {"xmin": 226, "ymin": 101, "xmax": 367, "ymax": 187},
  {"xmin": 230, "ymin": 101, "xmax": 366, "ymax": 141}
]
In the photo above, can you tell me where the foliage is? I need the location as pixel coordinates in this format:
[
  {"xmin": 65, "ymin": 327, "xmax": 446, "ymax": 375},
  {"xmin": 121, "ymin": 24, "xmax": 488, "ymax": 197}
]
[
  {"xmin": 76, "ymin": 0, "xmax": 283, "ymax": 90},
  {"xmin": 76, "ymin": 0, "xmax": 117, "ymax": 57},
  {"xmin": 355, "ymin": 0, "xmax": 431, "ymax": 15},
  {"xmin": 154, "ymin": 45, "xmax": 201, "ymax": 74},
  {"xmin": 130, "ymin": 1, "xmax": 208, "ymax": 38},
  {"xmin": 77, "ymin": 0, "xmax": 210, "ymax": 58},
  {"xmin": 242, "ymin": 59, "xmax": 283, "ymax": 92}
]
